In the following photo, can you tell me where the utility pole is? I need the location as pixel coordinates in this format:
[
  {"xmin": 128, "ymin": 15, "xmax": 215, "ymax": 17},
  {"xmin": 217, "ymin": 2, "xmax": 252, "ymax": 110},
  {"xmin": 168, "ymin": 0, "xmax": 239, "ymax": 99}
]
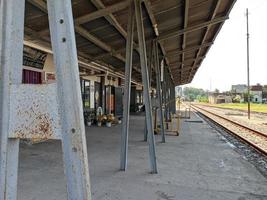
[{"xmin": 246, "ymin": 8, "xmax": 251, "ymax": 120}]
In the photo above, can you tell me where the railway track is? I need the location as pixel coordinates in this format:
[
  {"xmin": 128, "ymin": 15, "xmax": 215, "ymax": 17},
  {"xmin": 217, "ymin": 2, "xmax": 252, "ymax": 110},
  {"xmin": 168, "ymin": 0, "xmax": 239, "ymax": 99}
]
[{"xmin": 191, "ymin": 104, "xmax": 267, "ymax": 156}]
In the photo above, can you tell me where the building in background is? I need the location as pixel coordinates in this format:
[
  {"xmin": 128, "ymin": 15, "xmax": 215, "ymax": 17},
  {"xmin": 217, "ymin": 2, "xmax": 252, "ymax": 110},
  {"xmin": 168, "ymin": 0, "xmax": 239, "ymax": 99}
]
[
  {"xmin": 208, "ymin": 92, "xmax": 232, "ymax": 104},
  {"xmin": 231, "ymin": 84, "xmax": 247, "ymax": 94},
  {"xmin": 251, "ymin": 84, "xmax": 263, "ymax": 103},
  {"xmin": 231, "ymin": 84, "xmax": 264, "ymax": 103}
]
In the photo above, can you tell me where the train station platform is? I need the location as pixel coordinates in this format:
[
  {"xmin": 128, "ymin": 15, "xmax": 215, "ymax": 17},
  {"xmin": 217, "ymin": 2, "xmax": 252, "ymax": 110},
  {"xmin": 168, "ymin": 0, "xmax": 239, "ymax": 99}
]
[{"xmin": 18, "ymin": 112, "xmax": 267, "ymax": 200}]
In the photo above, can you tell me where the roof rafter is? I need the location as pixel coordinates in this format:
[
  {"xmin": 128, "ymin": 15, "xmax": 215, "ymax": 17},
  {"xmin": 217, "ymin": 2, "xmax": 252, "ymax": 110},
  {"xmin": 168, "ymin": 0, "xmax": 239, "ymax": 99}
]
[
  {"xmin": 157, "ymin": 16, "xmax": 228, "ymax": 41},
  {"xmin": 143, "ymin": 0, "xmax": 174, "ymax": 81},
  {"xmin": 188, "ymin": 0, "xmax": 222, "ymax": 80},
  {"xmin": 76, "ymin": 1, "xmax": 129, "ymax": 25},
  {"xmin": 38, "ymin": 1, "xmax": 130, "ymax": 35},
  {"xmin": 27, "ymin": 0, "xmax": 126, "ymax": 64},
  {"xmin": 167, "ymin": 42, "xmax": 213, "ymax": 57},
  {"xmin": 75, "ymin": 26, "xmax": 125, "ymax": 62},
  {"xmin": 95, "ymin": 16, "xmax": 226, "ymax": 60},
  {"xmin": 90, "ymin": 0, "xmax": 127, "ymax": 38},
  {"xmin": 24, "ymin": 27, "xmax": 142, "ymax": 84},
  {"xmin": 169, "ymin": 56, "xmax": 205, "ymax": 66},
  {"xmin": 90, "ymin": 0, "xmax": 139, "ymax": 51},
  {"xmin": 180, "ymin": 0, "xmax": 189, "ymax": 82}
]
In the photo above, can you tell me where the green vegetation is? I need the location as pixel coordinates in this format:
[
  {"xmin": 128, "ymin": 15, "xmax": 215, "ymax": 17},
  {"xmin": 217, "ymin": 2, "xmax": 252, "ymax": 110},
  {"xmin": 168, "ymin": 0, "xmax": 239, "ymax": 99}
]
[
  {"xmin": 202, "ymin": 103, "xmax": 267, "ymax": 113},
  {"xmin": 196, "ymin": 96, "xmax": 209, "ymax": 103},
  {"xmin": 183, "ymin": 87, "xmax": 208, "ymax": 102}
]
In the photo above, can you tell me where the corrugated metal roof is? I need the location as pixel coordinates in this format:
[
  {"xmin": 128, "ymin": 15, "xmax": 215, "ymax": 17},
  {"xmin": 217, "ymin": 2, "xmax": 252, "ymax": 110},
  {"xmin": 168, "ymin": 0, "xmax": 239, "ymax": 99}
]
[{"xmin": 24, "ymin": 0, "xmax": 237, "ymax": 86}]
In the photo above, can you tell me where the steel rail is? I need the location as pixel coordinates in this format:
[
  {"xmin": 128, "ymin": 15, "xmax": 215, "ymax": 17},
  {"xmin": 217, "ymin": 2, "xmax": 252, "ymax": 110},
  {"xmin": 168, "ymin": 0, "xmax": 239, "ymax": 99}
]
[{"xmin": 191, "ymin": 104, "xmax": 267, "ymax": 156}]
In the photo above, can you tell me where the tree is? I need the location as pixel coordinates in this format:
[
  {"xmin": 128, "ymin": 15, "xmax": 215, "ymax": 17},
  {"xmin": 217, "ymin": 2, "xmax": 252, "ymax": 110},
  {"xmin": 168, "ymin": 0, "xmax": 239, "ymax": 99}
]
[
  {"xmin": 214, "ymin": 88, "xmax": 220, "ymax": 93},
  {"xmin": 183, "ymin": 87, "xmax": 208, "ymax": 101}
]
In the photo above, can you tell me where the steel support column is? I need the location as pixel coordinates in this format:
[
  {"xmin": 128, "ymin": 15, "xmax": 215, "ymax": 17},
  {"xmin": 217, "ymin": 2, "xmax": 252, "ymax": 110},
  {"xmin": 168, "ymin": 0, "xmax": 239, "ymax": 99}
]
[
  {"xmin": 144, "ymin": 41, "xmax": 154, "ymax": 142},
  {"xmin": 161, "ymin": 61, "xmax": 167, "ymax": 123},
  {"xmin": 154, "ymin": 41, "xmax": 165, "ymax": 143},
  {"xmin": 0, "ymin": 0, "xmax": 25, "ymax": 199},
  {"xmin": 171, "ymin": 82, "xmax": 176, "ymax": 113},
  {"xmin": 163, "ymin": 66, "xmax": 169, "ymax": 121},
  {"xmin": 135, "ymin": 0, "xmax": 157, "ymax": 173},
  {"xmin": 165, "ymin": 70, "xmax": 169, "ymax": 121},
  {"xmin": 101, "ymin": 76, "xmax": 106, "ymax": 112},
  {"xmin": 168, "ymin": 72, "xmax": 172, "ymax": 119},
  {"xmin": 120, "ymin": 1, "xmax": 135, "ymax": 171},
  {"xmin": 171, "ymin": 82, "xmax": 175, "ymax": 113},
  {"xmin": 47, "ymin": 0, "xmax": 91, "ymax": 199},
  {"xmin": 144, "ymin": 117, "xmax": 148, "ymax": 141},
  {"xmin": 167, "ymin": 72, "xmax": 172, "ymax": 119}
]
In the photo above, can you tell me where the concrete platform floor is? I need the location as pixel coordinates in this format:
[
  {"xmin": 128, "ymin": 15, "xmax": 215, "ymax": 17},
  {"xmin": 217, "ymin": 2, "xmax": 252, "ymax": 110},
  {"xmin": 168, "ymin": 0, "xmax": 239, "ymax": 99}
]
[{"xmin": 18, "ymin": 112, "xmax": 267, "ymax": 200}]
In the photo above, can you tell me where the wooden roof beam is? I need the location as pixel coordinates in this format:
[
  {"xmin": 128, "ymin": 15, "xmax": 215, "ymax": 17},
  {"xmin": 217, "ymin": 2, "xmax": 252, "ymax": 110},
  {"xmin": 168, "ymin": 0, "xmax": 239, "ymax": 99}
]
[
  {"xmin": 38, "ymin": 1, "xmax": 130, "ymax": 35},
  {"xmin": 24, "ymin": 26, "xmax": 119, "ymax": 73},
  {"xmin": 167, "ymin": 42, "xmax": 213, "ymax": 57},
  {"xmin": 75, "ymin": 26, "xmax": 125, "ymax": 62},
  {"xmin": 27, "ymin": 0, "xmax": 126, "ymax": 63},
  {"xmin": 27, "ymin": 0, "xmax": 47, "ymax": 13},
  {"xmin": 90, "ymin": 0, "xmax": 127, "ymax": 38},
  {"xmin": 169, "ymin": 56, "xmax": 205, "ymax": 66},
  {"xmin": 90, "ymin": 0, "xmax": 140, "ymax": 52},
  {"xmin": 76, "ymin": 1, "xmax": 129, "ymax": 25},
  {"xmin": 157, "ymin": 16, "xmax": 228, "ymax": 41},
  {"xmin": 170, "ymin": 66, "xmax": 199, "ymax": 74},
  {"xmin": 188, "ymin": 0, "xmax": 222, "ymax": 80},
  {"xmin": 180, "ymin": 0, "xmax": 189, "ymax": 82},
  {"xmin": 143, "ymin": 0, "xmax": 174, "ymax": 81}
]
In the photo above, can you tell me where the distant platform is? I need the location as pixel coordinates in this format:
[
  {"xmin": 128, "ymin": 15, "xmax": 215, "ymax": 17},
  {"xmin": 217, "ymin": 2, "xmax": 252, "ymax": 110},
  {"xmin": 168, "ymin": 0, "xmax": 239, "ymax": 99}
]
[{"xmin": 18, "ymin": 113, "xmax": 267, "ymax": 199}]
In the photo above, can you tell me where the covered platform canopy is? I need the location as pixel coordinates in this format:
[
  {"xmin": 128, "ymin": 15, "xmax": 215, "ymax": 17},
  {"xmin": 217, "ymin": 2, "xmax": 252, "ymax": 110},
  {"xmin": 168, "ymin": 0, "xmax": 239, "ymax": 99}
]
[
  {"xmin": 0, "ymin": 0, "xmax": 238, "ymax": 199},
  {"xmin": 24, "ymin": 0, "xmax": 236, "ymax": 86}
]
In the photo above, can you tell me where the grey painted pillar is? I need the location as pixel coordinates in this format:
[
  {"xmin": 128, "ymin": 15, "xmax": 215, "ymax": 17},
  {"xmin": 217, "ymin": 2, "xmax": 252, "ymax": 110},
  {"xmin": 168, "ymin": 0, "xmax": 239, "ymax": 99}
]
[
  {"xmin": 171, "ymin": 82, "xmax": 176, "ymax": 113},
  {"xmin": 135, "ymin": 0, "xmax": 157, "ymax": 173},
  {"xmin": 168, "ymin": 72, "xmax": 172, "ymax": 119},
  {"xmin": 0, "ymin": 0, "xmax": 25, "ymax": 199},
  {"xmin": 120, "ymin": 2, "xmax": 135, "ymax": 171},
  {"xmin": 101, "ymin": 76, "xmax": 105, "ymax": 112},
  {"xmin": 154, "ymin": 41, "xmax": 165, "ymax": 143},
  {"xmin": 144, "ymin": 41, "xmax": 153, "ymax": 142},
  {"xmin": 144, "ymin": 117, "xmax": 148, "ymax": 141},
  {"xmin": 148, "ymin": 41, "xmax": 153, "ymax": 86},
  {"xmin": 166, "ymin": 71, "xmax": 171, "ymax": 120},
  {"xmin": 47, "ymin": 0, "xmax": 91, "ymax": 199},
  {"xmin": 163, "ymin": 65, "xmax": 168, "ymax": 122}
]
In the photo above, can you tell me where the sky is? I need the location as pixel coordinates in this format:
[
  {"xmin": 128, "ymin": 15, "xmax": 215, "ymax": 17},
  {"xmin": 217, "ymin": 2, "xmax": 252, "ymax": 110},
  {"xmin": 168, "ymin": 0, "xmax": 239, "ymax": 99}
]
[{"xmin": 185, "ymin": 0, "xmax": 267, "ymax": 92}]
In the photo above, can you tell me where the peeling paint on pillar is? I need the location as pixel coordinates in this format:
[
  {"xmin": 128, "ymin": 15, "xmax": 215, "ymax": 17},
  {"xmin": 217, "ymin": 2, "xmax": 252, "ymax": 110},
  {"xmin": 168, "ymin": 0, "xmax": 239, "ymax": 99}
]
[{"xmin": 9, "ymin": 83, "xmax": 62, "ymax": 140}]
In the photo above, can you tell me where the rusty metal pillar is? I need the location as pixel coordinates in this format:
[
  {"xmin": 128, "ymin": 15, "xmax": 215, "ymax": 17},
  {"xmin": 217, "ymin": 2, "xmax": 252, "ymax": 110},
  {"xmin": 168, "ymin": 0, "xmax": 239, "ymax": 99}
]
[
  {"xmin": 135, "ymin": 0, "xmax": 157, "ymax": 173},
  {"xmin": 1, "ymin": 1, "xmax": 92, "ymax": 198},
  {"xmin": 47, "ymin": 0, "xmax": 92, "ymax": 198},
  {"xmin": 0, "ymin": 0, "xmax": 25, "ymax": 199}
]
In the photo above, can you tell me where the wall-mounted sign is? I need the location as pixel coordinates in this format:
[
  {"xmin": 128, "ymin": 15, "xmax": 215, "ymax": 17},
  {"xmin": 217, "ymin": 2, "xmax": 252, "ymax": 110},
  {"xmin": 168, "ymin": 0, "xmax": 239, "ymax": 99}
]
[
  {"xmin": 23, "ymin": 46, "xmax": 47, "ymax": 69},
  {"xmin": 45, "ymin": 72, "xmax": 56, "ymax": 83}
]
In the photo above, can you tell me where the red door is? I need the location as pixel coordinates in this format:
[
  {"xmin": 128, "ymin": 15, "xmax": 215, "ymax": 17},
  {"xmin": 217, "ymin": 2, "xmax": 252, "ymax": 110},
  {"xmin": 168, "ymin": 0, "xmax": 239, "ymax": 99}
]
[{"xmin": 22, "ymin": 69, "xmax": 42, "ymax": 84}]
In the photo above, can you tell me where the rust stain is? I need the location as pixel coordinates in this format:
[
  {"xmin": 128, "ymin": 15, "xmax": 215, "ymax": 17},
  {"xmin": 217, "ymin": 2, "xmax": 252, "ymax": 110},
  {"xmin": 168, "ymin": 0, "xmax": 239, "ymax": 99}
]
[{"xmin": 14, "ymin": 110, "xmax": 54, "ymax": 140}]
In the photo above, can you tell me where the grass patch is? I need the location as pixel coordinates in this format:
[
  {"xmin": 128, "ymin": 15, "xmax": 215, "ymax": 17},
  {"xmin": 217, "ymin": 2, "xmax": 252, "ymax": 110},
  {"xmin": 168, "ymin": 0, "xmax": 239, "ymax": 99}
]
[{"xmin": 201, "ymin": 103, "xmax": 267, "ymax": 113}]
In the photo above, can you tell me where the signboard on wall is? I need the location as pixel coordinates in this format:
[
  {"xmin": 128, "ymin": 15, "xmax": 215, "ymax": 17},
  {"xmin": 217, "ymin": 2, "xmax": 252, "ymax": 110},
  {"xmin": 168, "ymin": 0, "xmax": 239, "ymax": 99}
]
[
  {"xmin": 45, "ymin": 72, "xmax": 56, "ymax": 83},
  {"xmin": 23, "ymin": 46, "xmax": 47, "ymax": 69}
]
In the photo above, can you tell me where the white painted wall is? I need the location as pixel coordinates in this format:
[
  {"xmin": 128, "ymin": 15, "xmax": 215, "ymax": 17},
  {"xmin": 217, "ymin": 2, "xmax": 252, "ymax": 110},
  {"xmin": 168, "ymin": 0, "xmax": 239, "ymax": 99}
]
[{"xmin": 251, "ymin": 91, "xmax": 262, "ymax": 103}]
